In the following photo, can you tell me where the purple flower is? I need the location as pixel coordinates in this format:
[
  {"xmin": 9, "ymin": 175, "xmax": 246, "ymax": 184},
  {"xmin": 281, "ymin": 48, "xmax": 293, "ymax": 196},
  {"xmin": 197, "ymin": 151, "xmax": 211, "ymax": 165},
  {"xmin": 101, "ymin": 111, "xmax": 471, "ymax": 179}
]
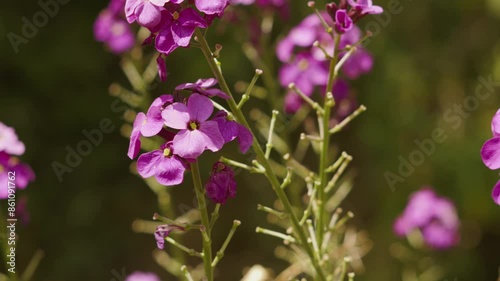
[
  {"xmin": 162, "ymin": 94, "xmax": 224, "ymax": 159},
  {"xmin": 347, "ymin": 0, "xmax": 383, "ymax": 15},
  {"xmin": 334, "ymin": 9, "xmax": 353, "ymax": 34},
  {"xmin": 492, "ymin": 180, "xmax": 500, "ymax": 205},
  {"xmin": 128, "ymin": 96, "xmax": 175, "ymax": 159},
  {"xmin": 480, "ymin": 109, "xmax": 500, "ymax": 205},
  {"xmin": 212, "ymin": 111, "xmax": 253, "ymax": 153},
  {"xmin": 394, "ymin": 188, "xmax": 460, "ymax": 250},
  {"xmin": 125, "ymin": 271, "xmax": 161, "ymax": 281},
  {"xmin": 94, "ymin": 10, "xmax": 135, "ymax": 54},
  {"xmin": 137, "ymin": 142, "xmax": 187, "ymax": 186},
  {"xmin": 125, "ymin": 0, "xmax": 180, "ymax": 31},
  {"xmin": 0, "ymin": 122, "xmax": 25, "ymax": 156},
  {"xmin": 155, "ymin": 8, "xmax": 207, "ymax": 55},
  {"xmin": 205, "ymin": 162, "xmax": 236, "ymax": 204},
  {"xmin": 195, "ymin": 0, "xmax": 229, "ymax": 15},
  {"xmin": 0, "ymin": 153, "xmax": 35, "ymax": 199},
  {"xmin": 341, "ymin": 48, "xmax": 373, "ymax": 79},
  {"xmin": 175, "ymin": 78, "xmax": 229, "ymax": 99},
  {"xmin": 154, "ymin": 224, "xmax": 184, "ymax": 249}
]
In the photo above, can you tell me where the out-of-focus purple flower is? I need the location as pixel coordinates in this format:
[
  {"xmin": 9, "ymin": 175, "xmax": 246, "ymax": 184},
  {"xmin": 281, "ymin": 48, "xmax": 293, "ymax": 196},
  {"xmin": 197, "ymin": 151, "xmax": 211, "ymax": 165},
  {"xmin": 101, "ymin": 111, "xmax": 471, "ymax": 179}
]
[
  {"xmin": 341, "ymin": 48, "xmax": 373, "ymax": 79},
  {"xmin": 0, "ymin": 153, "xmax": 35, "ymax": 199},
  {"xmin": 125, "ymin": 271, "xmax": 161, "ymax": 281},
  {"xmin": 213, "ymin": 111, "xmax": 253, "ymax": 153},
  {"xmin": 394, "ymin": 188, "xmax": 460, "ymax": 250},
  {"xmin": 347, "ymin": 0, "xmax": 383, "ymax": 15},
  {"xmin": 175, "ymin": 78, "xmax": 229, "ymax": 99},
  {"xmin": 162, "ymin": 94, "xmax": 224, "ymax": 159},
  {"xmin": 94, "ymin": 10, "xmax": 135, "ymax": 54},
  {"xmin": 334, "ymin": 9, "xmax": 353, "ymax": 34},
  {"xmin": 137, "ymin": 142, "xmax": 187, "ymax": 186},
  {"xmin": 492, "ymin": 180, "xmax": 500, "ymax": 205},
  {"xmin": 155, "ymin": 8, "xmax": 207, "ymax": 55},
  {"xmin": 205, "ymin": 162, "xmax": 236, "ymax": 204},
  {"xmin": 0, "ymin": 122, "xmax": 25, "ymax": 156}
]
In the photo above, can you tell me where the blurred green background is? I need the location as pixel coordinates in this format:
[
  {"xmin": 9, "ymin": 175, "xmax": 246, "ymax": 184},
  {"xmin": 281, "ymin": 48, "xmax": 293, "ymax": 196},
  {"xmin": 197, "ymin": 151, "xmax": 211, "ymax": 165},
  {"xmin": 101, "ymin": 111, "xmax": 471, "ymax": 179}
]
[{"xmin": 1, "ymin": 0, "xmax": 500, "ymax": 280}]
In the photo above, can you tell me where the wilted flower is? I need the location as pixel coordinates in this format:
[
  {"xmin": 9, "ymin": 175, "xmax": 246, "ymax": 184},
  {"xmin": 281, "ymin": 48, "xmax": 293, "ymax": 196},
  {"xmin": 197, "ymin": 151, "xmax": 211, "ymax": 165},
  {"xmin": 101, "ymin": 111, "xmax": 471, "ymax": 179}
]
[
  {"xmin": 154, "ymin": 224, "xmax": 184, "ymax": 249},
  {"xmin": 175, "ymin": 78, "xmax": 229, "ymax": 99},
  {"xmin": 205, "ymin": 162, "xmax": 236, "ymax": 204},
  {"xmin": 394, "ymin": 188, "xmax": 460, "ymax": 250}
]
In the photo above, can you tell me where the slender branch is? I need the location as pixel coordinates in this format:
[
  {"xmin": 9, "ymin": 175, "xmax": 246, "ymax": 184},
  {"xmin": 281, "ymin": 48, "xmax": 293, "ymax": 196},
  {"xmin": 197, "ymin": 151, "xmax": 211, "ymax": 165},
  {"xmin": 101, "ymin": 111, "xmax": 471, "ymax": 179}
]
[
  {"xmin": 212, "ymin": 220, "xmax": 241, "ymax": 267},
  {"xmin": 195, "ymin": 29, "xmax": 327, "ymax": 281},
  {"xmin": 238, "ymin": 69, "xmax": 263, "ymax": 109},
  {"xmin": 181, "ymin": 265, "xmax": 194, "ymax": 281},
  {"xmin": 329, "ymin": 105, "xmax": 367, "ymax": 134},
  {"xmin": 257, "ymin": 204, "xmax": 288, "ymax": 219},
  {"xmin": 265, "ymin": 110, "xmax": 279, "ymax": 159},
  {"xmin": 190, "ymin": 162, "xmax": 213, "ymax": 281},
  {"xmin": 256, "ymin": 227, "xmax": 297, "ymax": 243},
  {"xmin": 165, "ymin": 237, "xmax": 203, "ymax": 258}
]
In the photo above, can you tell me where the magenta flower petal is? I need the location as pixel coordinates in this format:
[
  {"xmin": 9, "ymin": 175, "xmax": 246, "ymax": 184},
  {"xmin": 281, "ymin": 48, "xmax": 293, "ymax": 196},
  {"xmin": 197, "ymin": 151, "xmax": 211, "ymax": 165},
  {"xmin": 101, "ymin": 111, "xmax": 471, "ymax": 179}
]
[
  {"xmin": 236, "ymin": 124, "xmax": 253, "ymax": 153},
  {"xmin": 214, "ymin": 112, "xmax": 239, "ymax": 143},
  {"xmin": 125, "ymin": 0, "xmax": 140, "ymax": 23},
  {"xmin": 156, "ymin": 55, "xmax": 167, "ymax": 82},
  {"xmin": 12, "ymin": 162, "xmax": 35, "ymax": 189},
  {"xmin": 137, "ymin": 150, "xmax": 163, "ymax": 178},
  {"xmin": 334, "ymin": 9, "xmax": 353, "ymax": 34},
  {"xmin": 492, "ymin": 180, "xmax": 500, "ymax": 205},
  {"xmin": 187, "ymin": 94, "xmax": 213, "ymax": 122},
  {"xmin": 491, "ymin": 109, "xmax": 500, "ymax": 137},
  {"xmin": 199, "ymin": 120, "xmax": 225, "ymax": 152},
  {"xmin": 481, "ymin": 137, "xmax": 500, "ymax": 170},
  {"xmin": 155, "ymin": 26, "xmax": 179, "ymax": 55},
  {"xmin": 194, "ymin": 0, "xmax": 228, "ymax": 15},
  {"xmin": 0, "ymin": 122, "xmax": 26, "ymax": 156},
  {"xmin": 136, "ymin": 2, "xmax": 163, "ymax": 30},
  {"xmin": 128, "ymin": 113, "xmax": 147, "ymax": 159},
  {"xmin": 205, "ymin": 162, "xmax": 236, "ymax": 204},
  {"xmin": 155, "ymin": 155, "xmax": 186, "ymax": 186},
  {"xmin": 163, "ymin": 103, "xmax": 190, "ymax": 130},
  {"xmin": 172, "ymin": 130, "xmax": 209, "ymax": 159}
]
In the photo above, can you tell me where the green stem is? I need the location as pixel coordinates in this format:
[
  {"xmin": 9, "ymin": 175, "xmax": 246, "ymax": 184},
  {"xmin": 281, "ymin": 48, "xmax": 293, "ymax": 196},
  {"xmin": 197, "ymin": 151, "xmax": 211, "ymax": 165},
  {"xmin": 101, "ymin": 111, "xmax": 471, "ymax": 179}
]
[
  {"xmin": 317, "ymin": 34, "xmax": 341, "ymax": 248},
  {"xmin": 195, "ymin": 29, "xmax": 326, "ymax": 281},
  {"xmin": 190, "ymin": 162, "xmax": 213, "ymax": 281}
]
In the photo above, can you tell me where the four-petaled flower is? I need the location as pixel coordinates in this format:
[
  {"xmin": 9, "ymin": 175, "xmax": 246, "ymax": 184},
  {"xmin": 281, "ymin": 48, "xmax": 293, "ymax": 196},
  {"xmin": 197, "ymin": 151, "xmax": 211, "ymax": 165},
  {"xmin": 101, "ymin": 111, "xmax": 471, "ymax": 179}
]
[
  {"xmin": 347, "ymin": 0, "xmax": 383, "ymax": 15},
  {"xmin": 481, "ymin": 109, "xmax": 500, "ymax": 205},
  {"xmin": 137, "ymin": 142, "xmax": 188, "ymax": 186},
  {"xmin": 162, "ymin": 94, "xmax": 224, "ymax": 159}
]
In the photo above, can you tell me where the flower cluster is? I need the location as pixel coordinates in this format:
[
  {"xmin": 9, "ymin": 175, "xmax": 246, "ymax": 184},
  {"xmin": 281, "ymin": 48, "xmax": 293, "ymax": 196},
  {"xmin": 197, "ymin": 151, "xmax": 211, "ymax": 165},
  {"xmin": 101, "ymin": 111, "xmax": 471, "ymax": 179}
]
[
  {"xmin": 128, "ymin": 79, "xmax": 252, "ymax": 187},
  {"xmin": 94, "ymin": 0, "xmax": 135, "ymax": 54},
  {"xmin": 124, "ymin": 0, "xmax": 229, "ymax": 79},
  {"xmin": 0, "ymin": 123, "xmax": 35, "ymax": 199},
  {"xmin": 394, "ymin": 188, "xmax": 460, "ymax": 250},
  {"xmin": 276, "ymin": 5, "xmax": 378, "ymax": 113},
  {"xmin": 480, "ymin": 109, "xmax": 500, "ymax": 205}
]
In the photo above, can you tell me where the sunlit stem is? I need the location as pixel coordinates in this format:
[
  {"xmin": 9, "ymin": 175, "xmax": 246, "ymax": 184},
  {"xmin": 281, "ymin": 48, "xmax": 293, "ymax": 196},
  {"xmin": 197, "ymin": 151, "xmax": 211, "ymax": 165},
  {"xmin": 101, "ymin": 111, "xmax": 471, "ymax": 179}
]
[
  {"xmin": 338, "ymin": 257, "xmax": 352, "ymax": 281},
  {"xmin": 283, "ymin": 153, "xmax": 316, "ymax": 180},
  {"xmin": 165, "ymin": 237, "xmax": 203, "ymax": 258},
  {"xmin": 256, "ymin": 227, "xmax": 297, "ymax": 244},
  {"xmin": 181, "ymin": 265, "xmax": 194, "ymax": 281},
  {"xmin": 219, "ymin": 156, "xmax": 262, "ymax": 173},
  {"xmin": 301, "ymin": 133, "xmax": 322, "ymax": 143},
  {"xmin": 306, "ymin": 220, "xmax": 321, "ymax": 261},
  {"xmin": 238, "ymin": 69, "xmax": 263, "ymax": 109},
  {"xmin": 209, "ymin": 204, "xmax": 221, "ymax": 230},
  {"xmin": 120, "ymin": 58, "xmax": 146, "ymax": 95},
  {"xmin": 212, "ymin": 220, "xmax": 241, "ymax": 267},
  {"xmin": 334, "ymin": 46, "xmax": 356, "ymax": 78},
  {"xmin": 195, "ymin": 28, "xmax": 327, "ymax": 281},
  {"xmin": 325, "ymin": 156, "xmax": 352, "ymax": 193},
  {"xmin": 308, "ymin": 1, "xmax": 334, "ymax": 36},
  {"xmin": 142, "ymin": 54, "xmax": 160, "ymax": 84},
  {"xmin": 321, "ymin": 208, "xmax": 343, "ymax": 250},
  {"xmin": 325, "ymin": 152, "xmax": 351, "ymax": 173},
  {"xmin": 257, "ymin": 204, "xmax": 288, "ymax": 219},
  {"xmin": 265, "ymin": 110, "xmax": 279, "ymax": 159},
  {"xmin": 313, "ymin": 41, "xmax": 333, "ymax": 60},
  {"xmin": 20, "ymin": 250, "xmax": 44, "ymax": 281},
  {"xmin": 300, "ymin": 188, "xmax": 317, "ymax": 225},
  {"xmin": 212, "ymin": 100, "xmax": 232, "ymax": 116},
  {"xmin": 190, "ymin": 162, "xmax": 213, "ymax": 281},
  {"xmin": 289, "ymin": 83, "xmax": 324, "ymax": 114},
  {"xmin": 348, "ymin": 272, "xmax": 355, "ymax": 281},
  {"xmin": 280, "ymin": 167, "xmax": 293, "ymax": 189},
  {"xmin": 329, "ymin": 105, "xmax": 367, "ymax": 134},
  {"xmin": 331, "ymin": 211, "xmax": 354, "ymax": 231}
]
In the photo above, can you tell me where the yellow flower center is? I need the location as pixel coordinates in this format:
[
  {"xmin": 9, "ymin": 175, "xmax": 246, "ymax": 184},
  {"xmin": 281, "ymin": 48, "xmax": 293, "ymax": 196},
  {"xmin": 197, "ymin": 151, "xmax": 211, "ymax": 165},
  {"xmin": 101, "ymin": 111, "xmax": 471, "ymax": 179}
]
[
  {"xmin": 298, "ymin": 59, "xmax": 309, "ymax": 71},
  {"xmin": 163, "ymin": 148, "xmax": 172, "ymax": 157},
  {"xmin": 0, "ymin": 164, "xmax": 4, "ymax": 173},
  {"xmin": 173, "ymin": 11, "xmax": 180, "ymax": 20},
  {"xmin": 189, "ymin": 121, "xmax": 199, "ymax": 130}
]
